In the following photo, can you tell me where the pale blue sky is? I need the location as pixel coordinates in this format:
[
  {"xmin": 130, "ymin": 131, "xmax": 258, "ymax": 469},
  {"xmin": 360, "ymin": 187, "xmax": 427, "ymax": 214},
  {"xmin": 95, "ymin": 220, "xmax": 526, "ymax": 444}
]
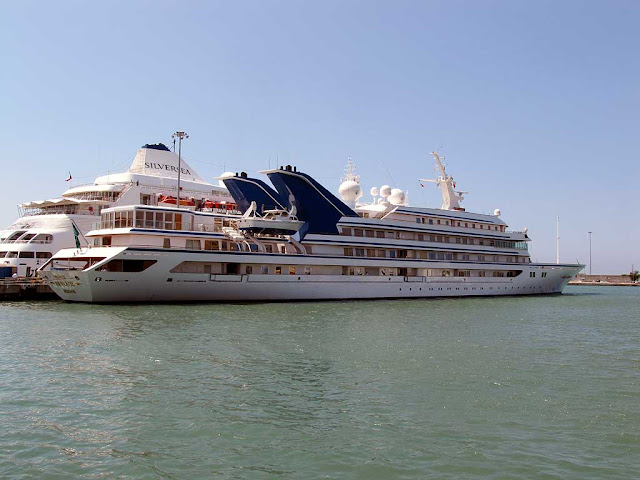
[{"xmin": 2, "ymin": 1, "xmax": 638, "ymax": 273}]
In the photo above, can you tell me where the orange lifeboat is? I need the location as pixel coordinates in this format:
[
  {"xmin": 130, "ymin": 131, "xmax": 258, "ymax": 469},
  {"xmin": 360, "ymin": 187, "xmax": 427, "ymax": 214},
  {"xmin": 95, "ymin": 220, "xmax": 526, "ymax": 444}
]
[{"xmin": 158, "ymin": 195, "xmax": 196, "ymax": 207}]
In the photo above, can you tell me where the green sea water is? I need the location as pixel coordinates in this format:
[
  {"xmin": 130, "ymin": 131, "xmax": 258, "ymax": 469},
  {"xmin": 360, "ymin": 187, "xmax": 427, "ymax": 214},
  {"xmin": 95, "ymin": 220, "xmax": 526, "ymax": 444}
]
[{"xmin": 1, "ymin": 286, "xmax": 638, "ymax": 479}]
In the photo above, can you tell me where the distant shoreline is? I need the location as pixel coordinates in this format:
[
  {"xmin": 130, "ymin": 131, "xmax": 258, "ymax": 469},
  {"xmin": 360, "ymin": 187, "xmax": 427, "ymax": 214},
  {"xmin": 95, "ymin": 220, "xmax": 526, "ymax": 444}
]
[{"xmin": 568, "ymin": 281, "xmax": 639, "ymax": 287}]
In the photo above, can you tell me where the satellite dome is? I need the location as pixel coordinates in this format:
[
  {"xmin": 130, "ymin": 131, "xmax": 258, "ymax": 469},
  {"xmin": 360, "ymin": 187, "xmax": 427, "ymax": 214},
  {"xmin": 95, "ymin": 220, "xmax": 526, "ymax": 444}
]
[
  {"xmin": 380, "ymin": 185, "xmax": 392, "ymax": 198},
  {"xmin": 388, "ymin": 188, "xmax": 406, "ymax": 205},
  {"xmin": 218, "ymin": 171, "xmax": 235, "ymax": 188},
  {"xmin": 494, "ymin": 208, "xmax": 501, "ymax": 216},
  {"xmin": 339, "ymin": 180, "xmax": 362, "ymax": 208},
  {"xmin": 370, "ymin": 186, "xmax": 379, "ymax": 196}
]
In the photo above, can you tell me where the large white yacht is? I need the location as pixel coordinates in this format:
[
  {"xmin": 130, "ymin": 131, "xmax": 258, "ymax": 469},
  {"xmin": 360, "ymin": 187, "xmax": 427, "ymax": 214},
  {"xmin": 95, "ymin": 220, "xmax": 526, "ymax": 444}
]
[
  {"xmin": 40, "ymin": 153, "xmax": 583, "ymax": 302},
  {"xmin": 0, "ymin": 143, "xmax": 236, "ymax": 277},
  {"xmin": 39, "ymin": 154, "xmax": 584, "ymax": 302}
]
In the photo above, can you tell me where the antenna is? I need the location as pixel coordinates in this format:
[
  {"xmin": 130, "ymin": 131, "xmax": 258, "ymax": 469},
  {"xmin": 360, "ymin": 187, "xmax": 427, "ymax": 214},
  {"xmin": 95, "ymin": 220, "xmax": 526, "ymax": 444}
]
[{"xmin": 556, "ymin": 216, "xmax": 560, "ymax": 264}]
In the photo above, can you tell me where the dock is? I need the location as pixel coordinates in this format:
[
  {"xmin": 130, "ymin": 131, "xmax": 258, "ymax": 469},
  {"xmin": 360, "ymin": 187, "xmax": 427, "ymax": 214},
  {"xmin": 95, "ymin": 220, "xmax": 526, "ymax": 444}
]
[{"xmin": 0, "ymin": 277, "xmax": 59, "ymax": 300}]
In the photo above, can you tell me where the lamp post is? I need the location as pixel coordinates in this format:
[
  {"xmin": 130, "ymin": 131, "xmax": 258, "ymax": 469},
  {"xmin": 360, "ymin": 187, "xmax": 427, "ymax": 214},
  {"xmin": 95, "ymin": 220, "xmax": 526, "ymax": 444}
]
[
  {"xmin": 589, "ymin": 232, "xmax": 591, "ymax": 275},
  {"xmin": 171, "ymin": 131, "xmax": 189, "ymax": 208}
]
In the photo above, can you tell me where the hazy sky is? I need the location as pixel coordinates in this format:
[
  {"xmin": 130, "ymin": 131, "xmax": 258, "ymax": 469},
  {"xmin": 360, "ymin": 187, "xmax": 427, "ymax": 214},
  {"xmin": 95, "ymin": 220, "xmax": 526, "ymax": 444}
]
[{"xmin": 2, "ymin": 1, "xmax": 638, "ymax": 273}]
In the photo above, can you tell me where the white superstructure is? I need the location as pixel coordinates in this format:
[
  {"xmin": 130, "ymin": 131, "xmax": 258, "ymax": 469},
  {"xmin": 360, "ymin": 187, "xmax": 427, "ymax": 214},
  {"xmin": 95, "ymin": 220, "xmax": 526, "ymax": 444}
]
[
  {"xmin": 40, "ymin": 155, "xmax": 583, "ymax": 302},
  {"xmin": 0, "ymin": 143, "xmax": 236, "ymax": 276}
]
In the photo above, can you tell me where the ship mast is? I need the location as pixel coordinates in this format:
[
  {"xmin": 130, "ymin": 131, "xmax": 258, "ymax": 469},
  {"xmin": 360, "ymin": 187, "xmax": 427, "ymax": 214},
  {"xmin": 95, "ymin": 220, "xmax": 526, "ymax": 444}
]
[{"xmin": 420, "ymin": 152, "xmax": 466, "ymax": 210}]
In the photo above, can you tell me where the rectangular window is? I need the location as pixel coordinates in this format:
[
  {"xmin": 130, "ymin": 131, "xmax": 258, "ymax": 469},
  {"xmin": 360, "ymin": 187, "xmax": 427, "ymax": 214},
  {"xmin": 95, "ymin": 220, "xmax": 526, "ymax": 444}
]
[
  {"xmin": 163, "ymin": 238, "xmax": 171, "ymax": 248},
  {"xmin": 342, "ymin": 227, "xmax": 352, "ymax": 236},
  {"xmin": 204, "ymin": 240, "xmax": 219, "ymax": 250},
  {"xmin": 261, "ymin": 265, "xmax": 269, "ymax": 274},
  {"xmin": 186, "ymin": 239, "xmax": 201, "ymax": 250},
  {"xmin": 417, "ymin": 234, "xmax": 424, "ymax": 241},
  {"xmin": 246, "ymin": 265, "xmax": 253, "ymax": 274},
  {"xmin": 289, "ymin": 266, "xmax": 296, "ymax": 275},
  {"xmin": 275, "ymin": 266, "xmax": 282, "ymax": 275},
  {"xmin": 304, "ymin": 266, "xmax": 311, "ymax": 275},
  {"xmin": 265, "ymin": 244, "xmax": 273, "ymax": 253},
  {"xmin": 428, "ymin": 219, "xmax": 434, "ymax": 225},
  {"xmin": 355, "ymin": 249, "xmax": 365, "ymax": 257},
  {"xmin": 376, "ymin": 230, "xmax": 385, "ymax": 238},
  {"xmin": 354, "ymin": 229, "xmax": 363, "ymax": 237},
  {"xmin": 344, "ymin": 248, "xmax": 353, "ymax": 256},
  {"xmin": 365, "ymin": 230, "xmax": 374, "ymax": 238},
  {"xmin": 478, "ymin": 271, "xmax": 486, "ymax": 277}
]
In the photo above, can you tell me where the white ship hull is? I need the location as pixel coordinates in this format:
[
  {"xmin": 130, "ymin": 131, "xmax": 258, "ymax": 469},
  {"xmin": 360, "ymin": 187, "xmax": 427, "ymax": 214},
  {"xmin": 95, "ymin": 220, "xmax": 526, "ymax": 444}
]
[{"xmin": 42, "ymin": 248, "xmax": 582, "ymax": 303}]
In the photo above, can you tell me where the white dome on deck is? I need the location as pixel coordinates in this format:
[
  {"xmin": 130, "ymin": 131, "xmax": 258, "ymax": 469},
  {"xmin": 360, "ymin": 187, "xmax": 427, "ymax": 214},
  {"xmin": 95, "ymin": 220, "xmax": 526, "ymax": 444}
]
[
  {"xmin": 339, "ymin": 180, "xmax": 362, "ymax": 208},
  {"xmin": 388, "ymin": 188, "xmax": 405, "ymax": 205}
]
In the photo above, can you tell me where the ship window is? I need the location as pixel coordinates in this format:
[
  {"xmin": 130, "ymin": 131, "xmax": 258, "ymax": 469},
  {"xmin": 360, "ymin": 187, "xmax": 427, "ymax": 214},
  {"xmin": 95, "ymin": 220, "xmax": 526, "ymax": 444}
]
[
  {"xmin": 365, "ymin": 230, "xmax": 374, "ymax": 238},
  {"xmin": 246, "ymin": 265, "xmax": 253, "ymax": 274},
  {"xmin": 304, "ymin": 266, "xmax": 311, "ymax": 275},
  {"xmin": 265, "ymin": 244, "xmax": 273, "ymax": 253},
  {"xmin": 145, "ymin": 211, "xmax": 154, "ymax": 228},
  {"xmin": 461, "ymin": 254, "xmax": 470, "ymax": 261},
  {"xmin": 428, "ymin": 219, "xmax": 433, "ymax": 225},
  {"xmin": 417, "ymin": 234, "xmax": 424, "ymax": 241},
  {"xmin": 530, "ymin": 272, "xmax": 536, "ymax": 277},
  {"xmin": 478, "ymin": 255, "xmax": 485, "ymax": 261},
  {"xmin": 376, "ymin": 230, "xmax": 385, "ymax": 238},
  {"xmin": 366, "ymin": 249, "xmax": 376, "ymax": 257},
  {"xmin": 542, "ymin": 272, "xmax": 547, "ymax": 277},
  {"xmin": 289, "ymin": 266, "xmax": 295, "ymax": 275},
  {"xmin": 204, "ymin": 240, "xmax": 219, "ymax": 250},
  {"xmin": 6, "ymin": 252, "xmax": 18, "ymax": 258},
  {"xmin": 6, "ymin": 231, "xmax": 26, "ymax": 242},
  {"xmin": 342, "ymin": 227, "xmax": 351, "ymax": 236},
  {"xmin": 261, "ymin": 265, "xmax": 269, "ymax": 274},
  {"xmin": 102, "ymin": 236, "xmax": 112, "ymax": 246},
  {"xmin": 21, "ymin": 233, "xmax": 36, "ymax": 242},
  {"xmin": 186, "ymin": 239, "xmax": 201, "ymax": 250},
  {"xmin": 416, "ymin": 218, "xmax": 421, "ymax": 224},
  {"xmin": 97, "ymin": 259, "xmax": 157, "ymax": 272},
  {"xmin": 175, "ymin": 214, "xmax": 183, "ymax": 230},
  {"xmin": 389, "ymin": 250, "xmax": 397, "ymax": 258},
  {"xmin": 275, "ymin": 266, "xmax": 282, "ymax": 275},
  {"xmin": 344, "ymin": 248, "xmax": 353, "ymax": 256},
  {"xmin": 31, "ymin": 234, "xmax": 53, "ymax": 244},
  {"xmin": 377, "ymin": 250, "xmax": 386, "ymax": 258},
  {"xmin": 355, "ymin": 249, "xmax": 365, "ymax": 257},
  {"xmin": 19, "ymin": 251, "xmax": 35, "ymax": 258},
  {"xmin": 478, "ymin": 271, "xmax": 485, "ymax": 277},
  {"xmin": 135, "ymin": 210, "xmax": 144, "ymax": 227},
  {"xmin": 36, "ymin": 252, "xmax": 52, "ymax": 259},
  {"xmin": 354, "ymin": 229, "xmax": 363, "ymax": 237},
  {"xmin": 163, "ymin": 238, "xmax": 171, "ymax": 248}
]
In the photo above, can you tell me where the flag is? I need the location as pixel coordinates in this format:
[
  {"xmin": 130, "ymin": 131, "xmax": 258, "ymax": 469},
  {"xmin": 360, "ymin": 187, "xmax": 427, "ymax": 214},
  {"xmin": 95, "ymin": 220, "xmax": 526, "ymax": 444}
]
[
  {"xmin": 65, "ymin": 171, "xmax": 72, "ymax": 182},
  {"xmin": 72, "ymin": 222, "xmax": 81, "ymax": 249}
]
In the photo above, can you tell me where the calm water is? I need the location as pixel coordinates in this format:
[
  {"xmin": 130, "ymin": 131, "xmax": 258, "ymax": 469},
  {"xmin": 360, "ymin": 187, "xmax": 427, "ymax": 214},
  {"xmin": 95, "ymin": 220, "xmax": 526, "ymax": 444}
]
[{"xmin": 1, "ymin": 286, "xmax": 638, "ymax": 479}]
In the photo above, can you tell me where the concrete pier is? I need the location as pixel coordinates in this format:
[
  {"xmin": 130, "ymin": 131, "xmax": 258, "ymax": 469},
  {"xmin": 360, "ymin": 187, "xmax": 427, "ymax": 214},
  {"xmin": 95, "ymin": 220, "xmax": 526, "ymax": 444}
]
[{"xmin": 0, "ymin": 277, "xmax": 58, "ymax": 300}]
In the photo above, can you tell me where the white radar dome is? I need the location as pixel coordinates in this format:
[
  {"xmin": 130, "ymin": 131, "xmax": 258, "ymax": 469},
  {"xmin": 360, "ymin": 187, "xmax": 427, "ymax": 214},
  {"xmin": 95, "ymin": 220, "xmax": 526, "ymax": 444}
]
[
  {"xmin": 388, "ymin": 188, "xmax": 406, "ymax": 205},
  {"xmin": 370, "ymin": 186, "xmax": 379, "ymax": 197},
  {"xmin": 338, "ymin": 180, "xmax": 362, "ymax": 207},
  {"xmin": 380, "ymin": 185, "xmax": 392, "ymax": 198},
  {"xmin": 218, "ymin": 171, "xmax": 236, "ymax": 188},
  {"xmin": 494, "ymin": 208, "xmax": 501, "ymax": 216}
]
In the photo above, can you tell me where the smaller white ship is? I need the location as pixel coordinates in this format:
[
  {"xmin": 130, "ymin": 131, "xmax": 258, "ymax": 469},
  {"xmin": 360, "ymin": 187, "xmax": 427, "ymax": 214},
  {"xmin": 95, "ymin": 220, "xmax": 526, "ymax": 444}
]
[
  {"xmin": 40, "ymin": 153, "xmax": 583, "ymax": 303},
  {"xmin": 0, "ymin": 143, "xmax": 237, "ymax": 277}
]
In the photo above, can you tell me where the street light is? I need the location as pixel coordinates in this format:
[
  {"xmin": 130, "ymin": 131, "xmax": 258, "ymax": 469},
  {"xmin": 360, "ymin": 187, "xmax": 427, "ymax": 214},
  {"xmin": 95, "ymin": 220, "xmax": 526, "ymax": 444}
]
[
  {"xmin": 171, "ymin": 131, "xmax": 189, "ymax": 208},
  {"xmin": 588, "ymin": 231, "xmax": 592, "ymax": 275}
]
